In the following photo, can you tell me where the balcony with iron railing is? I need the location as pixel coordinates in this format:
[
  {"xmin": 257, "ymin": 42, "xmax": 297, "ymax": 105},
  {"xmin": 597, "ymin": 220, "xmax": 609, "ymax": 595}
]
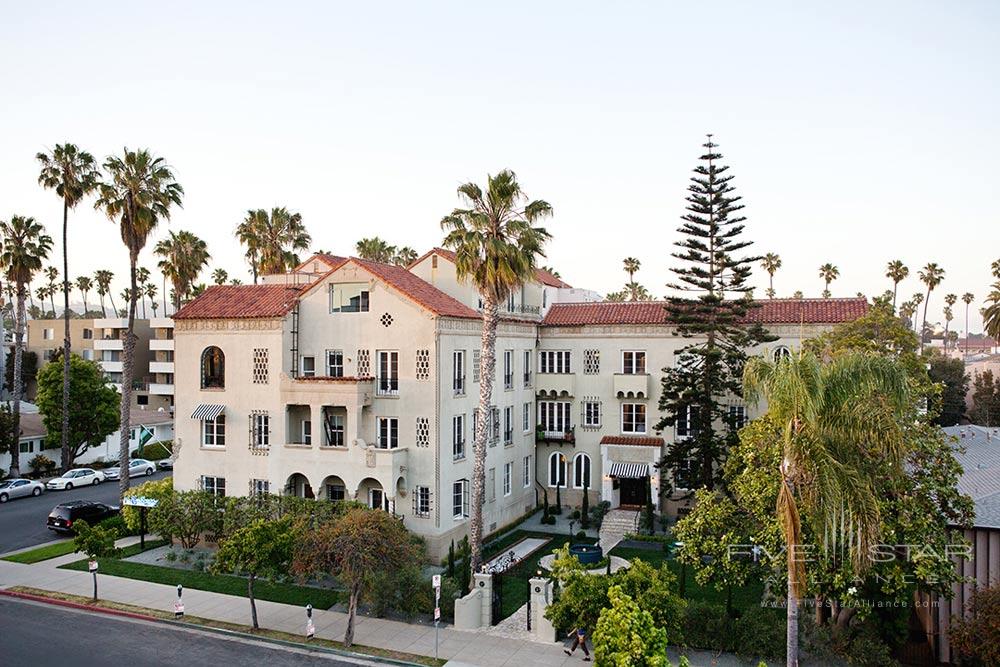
[
  {"xmin": 375, "ymin": 377, "xmax": 399, "ymax": 397},
  {"xmin": 453, "ymin": 376, "xmax": 466, "ymax": 396}
]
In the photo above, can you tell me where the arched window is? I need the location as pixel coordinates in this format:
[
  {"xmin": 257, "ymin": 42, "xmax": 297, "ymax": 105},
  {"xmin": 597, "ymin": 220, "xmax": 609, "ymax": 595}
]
[
  {"xmin": 201, "ymin": 346, "xmax": 225, "ymax": 389},
  {"xmin": 548, "ymin": 452, "xmax": 566, "ymax": 488},
  {"xmin": 573, "ymin": 453, "xmax": 591, "ymax": 489},
  {"xmin": 773, "ymin": 346, "xmax": 791, "ymax": 363}
]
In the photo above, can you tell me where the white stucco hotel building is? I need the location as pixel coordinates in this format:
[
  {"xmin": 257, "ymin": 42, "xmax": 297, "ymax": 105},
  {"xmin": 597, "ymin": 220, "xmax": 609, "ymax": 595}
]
[{"xmin": 173, "ymin": 250, "xmax": 867, "ymax": 557}]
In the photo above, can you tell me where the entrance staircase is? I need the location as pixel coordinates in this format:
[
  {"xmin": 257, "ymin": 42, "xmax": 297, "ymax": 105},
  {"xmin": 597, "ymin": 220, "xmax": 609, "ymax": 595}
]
[{"xmin": 599, "ymin": 509, "xmax": 639, "ymax": 553}]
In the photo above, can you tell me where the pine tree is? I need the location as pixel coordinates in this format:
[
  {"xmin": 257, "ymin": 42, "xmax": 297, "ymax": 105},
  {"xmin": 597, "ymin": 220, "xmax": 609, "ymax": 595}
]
[{"xmin": 657, "ymin": 136, "xmax": 774, "ymax": 493}]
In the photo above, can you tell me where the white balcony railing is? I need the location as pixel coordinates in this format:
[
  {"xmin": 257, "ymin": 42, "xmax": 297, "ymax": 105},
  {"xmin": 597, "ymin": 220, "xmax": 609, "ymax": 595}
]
[
  {"xmin": 148, "ymin": 383, "xmax": 174, "ymax": 395},
  {"xmin": 149, "ymin": 361, "xmax": 174, "ymax": 374},
  {"xmin": 149, "ymin": 339, "xmax": 174, "ymax": 351}
]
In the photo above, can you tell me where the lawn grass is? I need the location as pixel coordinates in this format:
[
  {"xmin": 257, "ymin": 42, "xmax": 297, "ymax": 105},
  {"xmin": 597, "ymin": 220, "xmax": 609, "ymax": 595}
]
[
  {"xmin": 7, "ymin": 586, "xmax": 443, "ymax": 666},
  {"xmin": 2, "ymin": 540, "xmax": 76, "ymax": 564},
  {"xmin": 610, "ymin": 545, "xmax": 764, "ymax": 611},
  {"xmin": 496, "ymin": 531, "xmax": 596, "ymax": 618},
  {"xmin": 60, "ymin": 542, "xmax": 341, "ymax": 609}
]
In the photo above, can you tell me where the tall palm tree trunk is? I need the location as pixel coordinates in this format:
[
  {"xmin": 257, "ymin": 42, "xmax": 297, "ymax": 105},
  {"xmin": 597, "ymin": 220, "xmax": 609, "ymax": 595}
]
[
  {"xmin": 118, "ymin": 256, "xmax": 139, "ymax": 501},
  {"xmin": 11, "ymin": 286, "xmax": 27, "ymax": 477},
  {"xmin": 964, "ymin": 304, "xmax": 969, "ymax": 357},
  {"xmin": 61, "ymin": 198, "xmax": 72, "ymax": 472},
  {"xmin": 920, "ymin": 289, "xmax": 931, "ymax": 354},
  {"xmin": 469, "ymin": 296, "xmax": 498, "ymax": 584},
  {"xmin": 892, "ymin": 282, "xmax": 899, "ymax": 313},
  {"xmin": 98, "ymin": 293, "xmax": 106, "ymax": 317},
  {"xmin": 162, "ymin": 276, "xmax": 167, "ymax": 314},
  {"xmin": 780, "ymin": 477, "xmax": 802, "ymax": 667},
  {"xmin": 108, "ymin": 291, "xmax": 118, "ymax": 318}
]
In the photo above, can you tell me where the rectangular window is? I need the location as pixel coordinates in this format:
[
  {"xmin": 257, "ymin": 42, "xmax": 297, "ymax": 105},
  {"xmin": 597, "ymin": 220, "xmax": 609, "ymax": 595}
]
[
  {"xmin": 325, "ymin": 350, "xmax": 344, "ymax": 377},
  {"xmin": 329, "ymin": 283, "xmax": 369, "ymax": 313},
  {"xmin": 488, "ymin": 467, "xmax": 496, "ymax": 502},
  {"xmin": 302, "ymin": 420, "xmax": 312, "ymax": 445},
  {"xmin": 584, "ymin": 349, "xmax": 600, "ymax": 374},
  {"xmin": 503, "ymin": 350, "xmax": 513, "ymax": 389},
  {"xmin": 251, "ymin": 412, "xmax": 270, "ymax": 448},
  {"xmin": 728, "ymin": 405, "xmax": 748, "ymax": 431},
  {"xmin": 202, "ymin": 415, "xmax": 226, "ymax": 447},
  {"xmin": 452, "ymin": 414, "xmax": 466, "ymax": 460},
  {"xmin": 82, "ymin": 328, "xmax": 93, "ymax": 340},
  {"xmin": 522, "ymin": 402, "xmax": 531, "ymax": 432},
  {"xmin": 377, "ymin": 350, "xmax": 399, "ymax": 396},
  {"xmin": 622, "ymin": 403, "xmax": 647, "ymax": 434},
  {"xmin": 538, "ymin": 401, "xmax": 572, "ymax": 435},
  {"xmin": 414, "ymin": 486, "xmax": 431, "ymax": 517},
  {"xmin": 523, "ymin": 350, "xmax": 531, "ymax": 387},
  {"xmin": 453, "ymin": 350, "xmax": 465, "ymax": 395},
  {"xmin": 201, "ymin": 476, "xmax": 226, "ymax": 497},
  {"xmin": 622, "ymin": 351, "xmax": 646, "ymax": 374},
  {"xmin": 539, "ymin": 350, "xmax": 571, "ymax": 374},
  {"xmin": 504, "ymin": 462, "xmax": 512, "ymax": 496},
  {"xmin": 503, "ymin": 406, "xmax": 514, "ymax": 445},
  {"xmin": 583, "ymin": 400, "xmax": 602, "ymax": 428},
  {"xmin": 19, "ymin": 441, "xmax": 33, "ymax": 454},
  {"xmin": 676, "ymin": 406, "xmax": 700, "ymax": 438},
  {"xmin": 43, "ymin": 328, "xmax": 54, "ymax": 340},
  {"xmin": 453, "ymin": 479, "xmax": 469, "ymax": 518},
  {"xmin": 674, "ymin": 459, "xmax": 697, "ymax": 490},
  {"xmin": 323, "ymin": 412, "xmax": 344, "ymax": 447},
  {"xmin": 326, "ymin": 483, "xmax": 346, "ymax": 501},
  {"xmin": 377, "ymin": 417, "xmax": 399, "ymax": 449},
  {"xmin": 251, "ymin": 479, "xmax": 270, "ymax": 496},
  {"xmin": 82, "ymin": 349, "xmax": 94, "ymax": 361},
  {"xmin": 523, "ymin": 455, "xmax": 532, "ymax": 488},
  {"xmin": 507, "ymin": 292, "xmax": 515, "ymax": 312},
  {"xmin": 252, "ymin": 348, "xmax": 269, "ymax": 384},
  {"xmin": 301, "ymin": 356, "xmax": 316, "ymax": 377}
]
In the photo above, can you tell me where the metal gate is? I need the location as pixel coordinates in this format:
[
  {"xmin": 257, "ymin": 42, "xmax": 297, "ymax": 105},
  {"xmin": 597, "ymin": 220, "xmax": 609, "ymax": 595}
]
[{"xmin": 490, "ymin": 572, "xmax": 503, "ymax": 625}]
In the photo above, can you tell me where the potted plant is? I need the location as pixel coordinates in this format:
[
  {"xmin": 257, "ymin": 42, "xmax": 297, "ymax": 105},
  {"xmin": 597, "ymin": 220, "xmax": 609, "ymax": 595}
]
[{"xmin": 535, "ymin": 424, "xmax": 546, "ymax": 442}]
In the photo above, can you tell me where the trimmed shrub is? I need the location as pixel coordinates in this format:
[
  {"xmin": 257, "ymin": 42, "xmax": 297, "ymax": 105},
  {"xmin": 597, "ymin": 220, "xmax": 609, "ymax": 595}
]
[
  {"xmin": 734, "ymin": 608, "xmax": 786, "ymax": 661},
  {"xmin": 681, "ymin": 601, "xmax": 736, "ymax": 651}
]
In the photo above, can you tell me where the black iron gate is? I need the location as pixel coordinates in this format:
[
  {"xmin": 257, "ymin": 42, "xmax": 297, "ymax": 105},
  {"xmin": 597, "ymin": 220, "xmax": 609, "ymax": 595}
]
[{"xmin": 490, "ymin": 572, "xmax": 503, "ymax": 625}]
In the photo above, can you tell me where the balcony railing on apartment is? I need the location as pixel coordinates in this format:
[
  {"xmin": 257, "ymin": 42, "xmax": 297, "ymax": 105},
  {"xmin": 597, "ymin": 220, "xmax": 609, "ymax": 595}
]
[
  {"xmin": 376, "ymin": 378, "xmax": 399, "ymax": 397},
  {"xmin": 536, "ymin": 425, "xmax": 575, "ymax": 445},
  {"xmin": 453, "ymin": 377, "xmax": 466, "ymax": 396}
]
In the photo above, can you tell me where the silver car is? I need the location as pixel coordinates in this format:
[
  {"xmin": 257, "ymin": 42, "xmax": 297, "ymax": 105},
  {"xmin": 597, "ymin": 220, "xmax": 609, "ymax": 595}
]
[
  {"xmin": 104, "ymin": 458, "xmax": 156, "ymax": 481},
  {"xmin": 0, "ymin": 478, "xmax": 45, "ymax": 502}
]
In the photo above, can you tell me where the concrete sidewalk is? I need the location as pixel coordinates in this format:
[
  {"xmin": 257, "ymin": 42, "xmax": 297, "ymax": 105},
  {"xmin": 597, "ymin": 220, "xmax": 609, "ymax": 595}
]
[{"xmin": 0, "ymin": 544, "xmax": 755, "ymax": 667}]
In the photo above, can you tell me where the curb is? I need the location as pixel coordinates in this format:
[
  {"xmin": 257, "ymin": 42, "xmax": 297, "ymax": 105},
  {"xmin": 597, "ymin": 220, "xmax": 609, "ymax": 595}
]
[{"xmin": 0, "ymin": 589, "xmax": 425, "ymax": 666}]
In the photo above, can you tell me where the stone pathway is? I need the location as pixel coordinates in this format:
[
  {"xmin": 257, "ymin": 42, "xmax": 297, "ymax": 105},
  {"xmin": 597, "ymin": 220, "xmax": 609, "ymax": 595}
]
[
  {"xmin": 598, "ymin": 509, "xmax": 639, "ymax": 553},
  {"xmin": 482, "ymin": 537, "xmax": 549, "ymax": 573},
  {"xmin": 482, "ymin": 603, "xmax": 532, "ymax": 641}
]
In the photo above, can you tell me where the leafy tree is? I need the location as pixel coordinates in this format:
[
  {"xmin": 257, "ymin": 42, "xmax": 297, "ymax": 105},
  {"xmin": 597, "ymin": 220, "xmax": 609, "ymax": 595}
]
[
  {"xmin": 593, "ymin": 585, "xmax": 669, "ymax": 666},
  {"xmin": 761, "ymin": 253, "xmax": 781, "ymax": 299},
  {"xmin": 212, "ymin": 517, "xmax": 297, "ymax": 630},
  {"xmin": 440, "ymin": 169, "xmax": 552, "ymax": 580},
  {"xmin": 95, "ymin": 148, "xmax": 183, "ymax": 501},
  {"xmin": 818, "ymin": 263, "xmax": 839, "ymax": 298},
  {"xmin": 742, "ymin": 351, "xmax": 910, "ymax": 667},
  {"xmin": 292, "ymin": 508, "xmax": 418, "ymax": 647},
  {"xmin": 35, "ymin": 353, "xmax": 120, "ymax": 467},
  {"xmin": 917, "ymin": 263, "xmax": 945, "ymax": 354},
  {"xmin": 4, "ymin": 350, "xmax": 38, "ymax": 395},
  {"xmin": 0, "ymin": 403, "xmax": 17, "ymax": 456},
  {"xmin": 927, "ymin": 354, "xmax": 968, "ymax": 426},
  {"xmin": 73, "ymin": 518, "xmax": 119, "ymax": 601},
  {"xmin": 885, "ymin": 260, "xmax": 908, "ymax": 313},
  {"xmin": 0, "ymin": 216, "xmax": 53, "ymax": 477},
  {"xmin": 970, "ymin": 369, "xmax": 1000, "ymax": 426},
  {"xmin": 949, "ymin": 583, "xmax": 1000, "ymax": 665},
  {"xmin": 237, "ymin": 207, "xmax": 310, "ymax": 280},
  {"xmin": 130, "ymin": 486, "xmax": 219, "ymax": 549},
  {"xmin": 657, "ymin": 136, "xmax": 773, "ymax": 494}
]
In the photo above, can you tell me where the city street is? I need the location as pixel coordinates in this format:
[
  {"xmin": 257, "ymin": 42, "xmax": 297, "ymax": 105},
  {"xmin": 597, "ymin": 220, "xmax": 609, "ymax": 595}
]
[
  {"xmin": 1, "ymin": 596, "xmax": 375, "ymax": 666},
  {"xmin": 0, "ymin": 471, "xmax": 171, "ymax": 554}
]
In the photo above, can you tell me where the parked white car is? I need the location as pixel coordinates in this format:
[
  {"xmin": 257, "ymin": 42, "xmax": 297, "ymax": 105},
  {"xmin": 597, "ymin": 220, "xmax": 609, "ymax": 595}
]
[
  {"xmin": 45, "ymin": 468, "xmax": 104, "ymax": 490},
  {"xmin": 0, "ymin": 478, "xmax": 45, "ymax": 502},
  {"xmin": 103, "ymin": 459, "xmax": 156, "ymax": 481}
]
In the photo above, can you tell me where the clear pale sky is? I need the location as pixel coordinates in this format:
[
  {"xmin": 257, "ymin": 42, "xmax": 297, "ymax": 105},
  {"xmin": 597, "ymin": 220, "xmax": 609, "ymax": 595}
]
[{"xmin": 2, "ymin": 1, "xmax": 998, "ymax": 332}]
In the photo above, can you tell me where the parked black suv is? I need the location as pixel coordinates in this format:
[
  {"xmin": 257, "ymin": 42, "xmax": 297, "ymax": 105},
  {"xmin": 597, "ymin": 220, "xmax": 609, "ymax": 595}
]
[{"xmin": 47, "ymin": 501, "xmax": 120, "ymax": 534}]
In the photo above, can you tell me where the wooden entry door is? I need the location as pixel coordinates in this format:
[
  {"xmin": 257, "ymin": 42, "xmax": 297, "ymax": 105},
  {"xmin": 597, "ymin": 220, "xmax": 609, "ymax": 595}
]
[{"xmin": 619, "ymin": 477, "xmax": 646, "ymax": 506}]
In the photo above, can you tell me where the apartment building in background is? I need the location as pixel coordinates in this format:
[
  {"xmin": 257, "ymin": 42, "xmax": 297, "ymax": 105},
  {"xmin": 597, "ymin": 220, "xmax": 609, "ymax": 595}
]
[{"xmin": 172, "ymin": 251, "xmax": 868, "ymax": 558}]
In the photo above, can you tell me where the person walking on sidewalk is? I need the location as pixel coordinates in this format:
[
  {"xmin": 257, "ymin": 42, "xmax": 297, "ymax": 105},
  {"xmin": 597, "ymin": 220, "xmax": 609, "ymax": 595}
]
[{"xmin": 564, "ymin": 626, "xmax": 591, "ymax": 661}]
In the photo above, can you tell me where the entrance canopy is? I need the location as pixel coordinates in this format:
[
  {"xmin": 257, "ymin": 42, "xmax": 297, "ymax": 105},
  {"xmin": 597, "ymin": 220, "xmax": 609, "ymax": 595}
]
[
  {"xmin": 191, "ymin": 404, "xmax": 225, "ymax": 420},
  {"xmin": 609, "ymin": 462, "xmax": 649, "ymax": 479}
]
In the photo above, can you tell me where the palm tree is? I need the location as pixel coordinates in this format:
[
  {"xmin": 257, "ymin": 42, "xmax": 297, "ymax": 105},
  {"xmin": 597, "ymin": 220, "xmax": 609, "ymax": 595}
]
[
  {"xmin": 992, "ymin": 258, "xmax": 1000, "ymax": 280},
  {"xmin": 623, "ymin": 257, "xmax": 641, "ymax": 284},
  {"xmin": 43, "ymin": 266, "xmax": 59, "ymax": 315},
  {"xmin": 35, "ymin": 286, "xmax": 50, "ymax": 317},
  {"xmin": 761, "ymin": 253, "xmax": 781, "ymax": 299},
  {"xmin": 792, "ymin": 290, "xmax": 803, "ymax": 299},
  {"xmin": 154, "ymin": 230, "xmax": 210, "ymax": 310},
  {"xmin": 37, "ymin": 143, "xmax": 101, "ymax": 471},
  {"xmin": 743, "ymin": 350, "xmax": 909, "ymax": 667},
  {"xmin": 95, "ymin": 148, "xmax": 183, "ymax": 501},
  {"xmin": 355, "ymin": 237, "xmax": 396, "ymax": 263},
  {"xmin": 917, "ymin": 263, "xmax": 945, "ymax": 354},
  {"xmin": 539, "ymin": 266, "xmax": 561, "ymax": 279},
  {"xmin": 211, "ymin": 268, "xmax": 228, "ymax": 285},
  {"xmin": 440, "ymin": 170, "xmax": 552, "ymax": 583},
  {"xmin": 76, "ymin": 276, "xmax": 93, "ymax": 314},
  {"xmin": 943, "ymin": 294, "xmax": 957, "ymax": 349},
  {"xmin": 885, "ymin": 260, "xmax": 908, "ymax": 313},
  {"xmin": 237, "ymin": 208, "xmax": 310, "ymax": 278},
  {"xmin": 144, "ymin": 283, "xmax": 158, "ymax": 317},
  {"xmin": 393, "ymin": 247, "xmax": 417, "ymax": 267},
  {"xmin": 899, "ymin": 300, "xmax": 916, "ymax": 329},
  {"xmin": 910, "ymin": 292, "xmax": 924, "ymax": 331},
  {"xmin": 0, "ymin": 216, "xmax": 53, "ymax": 477},
  {"xmin": 818, "ymin": 263, "xmax": 839, "ymax": 298},
  {"xmin": 626, "ymin": 282, "xmax": 651, "ymax": 300},
  {"xmin": 230, "ymin": 278, "xmax": 243, "ymax": 286},
  {"xmin": 962, "ymin": 293, "xmax": 975, "ymax": 355},
  {"xmin": 93, "ymin": 270, "xmax": 115, "ymax": 318},
  {"xmin": 136, "ymin": 267, "xmax": 151, "ymax": 318},
  {"xmin": 984, "ymin": 286, "xmax": 1000, "ymax": 344}
]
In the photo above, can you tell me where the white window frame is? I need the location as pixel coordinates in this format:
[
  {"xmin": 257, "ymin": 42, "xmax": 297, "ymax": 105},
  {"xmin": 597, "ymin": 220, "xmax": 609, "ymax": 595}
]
[
  {"xmin": 415, "ymin": 486, "xmax": 431, "ymax": 517},
  {"xmin": 573, "ymin": 453, "xmax": 592, "ymax": 489},
  {"xmin": 539, "ymin": 350, "xmax": 571, "ymax": 374},
  {"xmin": 728, "ymin": 405, "xmax": 748, "ymax": 431},
  {"xmin": 583, "ymin": 400, "xmax": 602, "ymax": 428},
  {"xmin": 523, "ymin": 455, "xmax": 532, "ymax": 488},
  {"xmin": 201, "ymin": 476, "xmax": 226, "ymax": 497},
  {"xmin": 503, "ymin": 406, "xmax": 514, "ymax": 445},
  {"xmin": 488, "ymin": 467, "xmax": 496, "ymax": 502},
  {"xmin": 522, "ymin": 402, "xmax": 531, "ymax": 432},
  {"xmin": 503, "ymin": 349, "xmax": 513, "ymax": 390},
  {"xmin": 323, "ymin": 411, "xmax": 345, "ymax": 447},
  {"xmin": 622, "ymin": 350, "xmax": 647, "ymax": 375},
  {"xmin": 547, "ymin": 452, "xmax": 567, "ymax": 488},
  {"xmin": 202, "ymin": 415, "xmax": 226, "ymax": 447},
  {"xmin": 452, "ymin": 479, "xmax": 469, "ymax": 519},
  {"xmin": 453, "ymin": 350, "xmax": 465, "ymax": 395},
  {"xmin": 538, "ymin": 401, "xmax": 572, "ymax": 436},
  {"xmin": 503, "ymin": 462, "xmax": 512, "ymax": 497},
  {"xmin": 523, "ymin": 349, "xmax": 532, "ymax": 387},
  {"xmin": 377, "ymin": 417, "xmax": 399, "ymax": 449},
  {"xmin": 621, "ymin": 403, "xmax": 647, "ymax": 434},
  {"xmin": 251, "ymin": 479, "xmax": 269, "ymax": 496},
  {"xmin": 377, "ymin": 350, "xmax": 399, "ymax": 396},
  {"xmin": 325, "ymin": 349, "xmax": 344, "ymax": 377},
  {"xmin": 452, "ymin": 414, "xmax": 466, "ymax": 460},
  {"xmin": 302, "ymin": 420, "xmax": 312, "ymax": 445},
  {"xmin": 300, "ymin": 355, "xmax": 316, "ymax": 377},
  {"xmin": 329, "ymin": 282, "xmax": 369, "ymax": 313}
]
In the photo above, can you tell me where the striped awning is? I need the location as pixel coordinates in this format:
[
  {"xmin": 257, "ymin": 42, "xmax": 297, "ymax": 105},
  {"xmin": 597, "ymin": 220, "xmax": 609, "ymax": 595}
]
[
  {"xmin": 191, "ymin": 404, "xmax": 225, "ymax": 420},
  {"xmin": 609, "ymin": 462, "xmax": 649, "ymax": 479}
]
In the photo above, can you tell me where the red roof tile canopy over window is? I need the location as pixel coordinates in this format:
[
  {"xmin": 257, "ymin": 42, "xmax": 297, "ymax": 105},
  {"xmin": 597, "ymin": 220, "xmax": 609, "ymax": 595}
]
[
  {"xmin": 174, "ymin": 285, "xmax": 305, "ymax": 320},
  {"xmin": 409, "ymin": 247, "xmax": 572, "ymax": 288},
  {"xmin": 600, "ymin": 435, "xmax": 664, "ymax": 447},
  {"xmin": 542, "ymin": 298, "xmax": 869, "ymax": 327}
]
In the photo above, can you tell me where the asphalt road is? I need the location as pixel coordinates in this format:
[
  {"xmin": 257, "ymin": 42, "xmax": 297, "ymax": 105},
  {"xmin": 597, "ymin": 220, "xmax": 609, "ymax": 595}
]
[
  {"xmin": 1, "ymin": 596, "xmax": 371, "ymax": 666},
  {"xmin": 0, "ymin": 470, "xmax": 171, "ymax": 554}
]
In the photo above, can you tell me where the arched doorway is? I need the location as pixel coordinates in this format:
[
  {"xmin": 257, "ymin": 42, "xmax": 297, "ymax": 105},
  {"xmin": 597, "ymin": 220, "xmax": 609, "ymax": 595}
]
[
  {"xmin": 320, "ymin": 474, "xmax": 347, "ymax": 502},
  {"xmin": 285, "ymin": 473, "xmax": 314, "ymax": 499},
  {"xmin": 357, "ymin": 477, "xmax": 387, "ymax": 511}
]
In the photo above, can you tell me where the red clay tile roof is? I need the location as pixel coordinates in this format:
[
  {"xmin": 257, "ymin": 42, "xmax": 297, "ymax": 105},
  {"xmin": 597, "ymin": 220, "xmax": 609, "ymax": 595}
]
[
  {"xmin": 351, "ymin": 258, "xmax": 480, "ymax": 319},
  {"xmin": 294, "ymin": 253, "xmax": 347, "ymax": 272},
  {"xmin": 600, "ymin": 435, "xmax": 664, "ymax": 447},
  {"xmin": 543, "ymin": 298, "xmax": 869, "ymax": 327},
  {"xmin": 173, "ymin": 285, "xmax": 304, "ymax": 320},
  {"xmin": 410, "ymin": 247, "xmax": 571, "ymax": 288}
]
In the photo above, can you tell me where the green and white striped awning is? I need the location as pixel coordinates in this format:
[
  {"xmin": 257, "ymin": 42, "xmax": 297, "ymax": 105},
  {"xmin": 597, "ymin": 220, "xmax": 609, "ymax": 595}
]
[
  {"xmin": 191, "ymin": 404, "xmax": 225, "ymax": 421},
  {"xmin": 609, "ymin": 463, "xmax": 649, "ymax": 479}
]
